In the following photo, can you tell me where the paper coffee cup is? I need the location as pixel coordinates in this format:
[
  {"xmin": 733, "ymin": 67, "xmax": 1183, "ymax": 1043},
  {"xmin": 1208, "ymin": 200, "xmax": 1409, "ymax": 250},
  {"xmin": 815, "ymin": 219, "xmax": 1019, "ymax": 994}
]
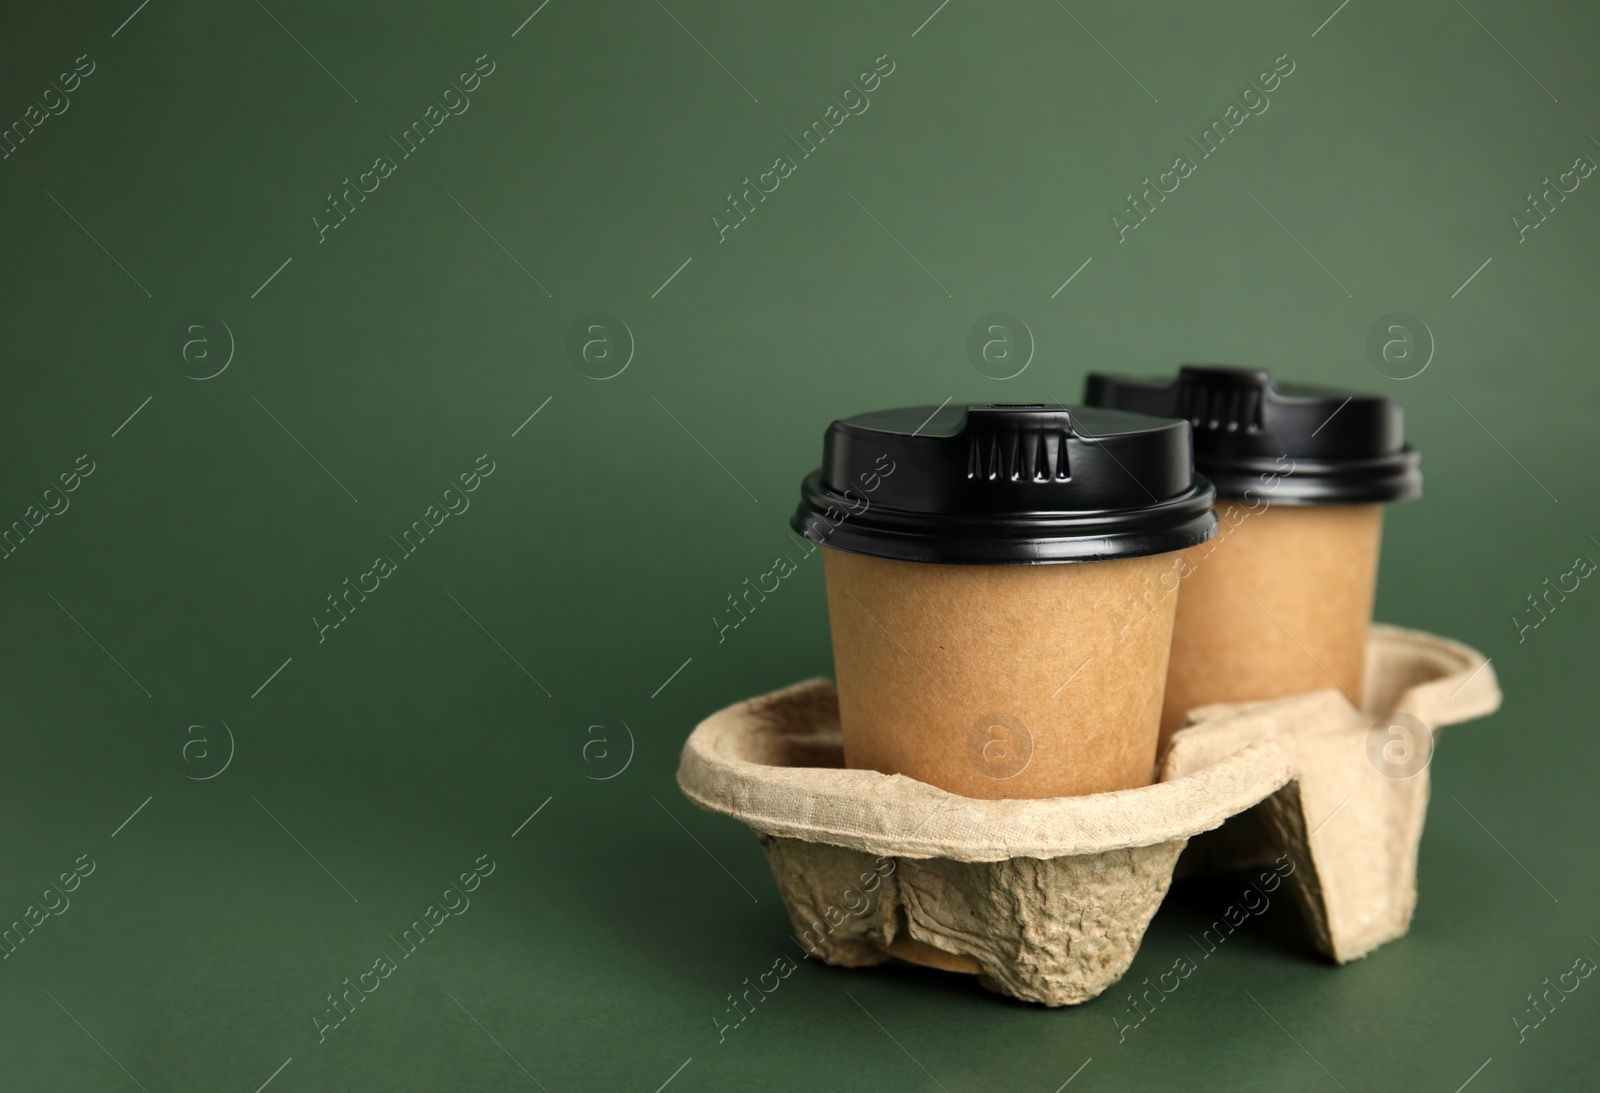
[
  {"xmin": 791, "ymin": 404, "xmax": 1217, "ymax": 800},
  {"xmin": 1084, "ymin": 366, "xmax": 1421, "ymax": 749}
]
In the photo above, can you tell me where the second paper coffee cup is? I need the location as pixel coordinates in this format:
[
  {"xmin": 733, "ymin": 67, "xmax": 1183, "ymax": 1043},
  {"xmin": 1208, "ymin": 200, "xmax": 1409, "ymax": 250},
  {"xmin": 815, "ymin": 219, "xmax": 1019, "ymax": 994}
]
[
  {"xmin": 791, "ymin": 403, "xmax": 1216, "ymax": 800},
  {"xmin": 1084, "ymin": 366, "xmax": 1422, "ymax": 747}
]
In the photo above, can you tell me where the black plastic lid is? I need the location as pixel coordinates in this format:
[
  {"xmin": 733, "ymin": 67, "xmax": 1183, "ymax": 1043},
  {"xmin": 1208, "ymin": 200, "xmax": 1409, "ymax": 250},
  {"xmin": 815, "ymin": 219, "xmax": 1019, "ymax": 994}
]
[
  {"xmin": 1083, "ymin": 365, "xmax": 1422, "ymax": 505},
  {"xmin": 790, "ymin": 403, "xmax": 1217, "ymax": 565}
]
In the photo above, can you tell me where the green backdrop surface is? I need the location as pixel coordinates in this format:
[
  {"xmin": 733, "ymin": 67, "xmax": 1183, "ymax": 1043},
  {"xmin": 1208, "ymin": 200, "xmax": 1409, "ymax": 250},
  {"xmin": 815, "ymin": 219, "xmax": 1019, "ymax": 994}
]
[{"xmin": 1, "ymin": 1, "xmax": 1597, "ymax": 1089}]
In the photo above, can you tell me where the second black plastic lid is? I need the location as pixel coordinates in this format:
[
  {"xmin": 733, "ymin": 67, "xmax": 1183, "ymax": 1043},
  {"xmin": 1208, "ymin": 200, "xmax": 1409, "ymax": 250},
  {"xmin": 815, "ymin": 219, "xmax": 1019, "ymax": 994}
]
[
  {"xmin": 1083, "ymin": 365, "xmax": 1422, "ymax": 505},
  {"xmin": 791, "ymin": 403, "xmax": 1217, "ymax": 565}
]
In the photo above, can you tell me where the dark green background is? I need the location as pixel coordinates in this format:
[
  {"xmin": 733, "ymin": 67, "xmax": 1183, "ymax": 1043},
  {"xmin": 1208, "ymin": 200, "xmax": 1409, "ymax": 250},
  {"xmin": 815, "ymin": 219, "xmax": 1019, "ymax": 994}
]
[{"xmin": 2, "ymin": 0, "xmax": 1596, "ymax": 1089}]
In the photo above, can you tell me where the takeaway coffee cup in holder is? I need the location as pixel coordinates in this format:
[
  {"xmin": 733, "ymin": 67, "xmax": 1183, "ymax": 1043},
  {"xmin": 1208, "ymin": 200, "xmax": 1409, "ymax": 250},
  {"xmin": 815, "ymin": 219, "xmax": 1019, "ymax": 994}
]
[
  {"xmin": 1084, "ymin": 366, "xmax": 1422, "ymax": 748},
  {"xmin": 791, "ymin": 403, "xmax": 1216, "ymax": 801}
]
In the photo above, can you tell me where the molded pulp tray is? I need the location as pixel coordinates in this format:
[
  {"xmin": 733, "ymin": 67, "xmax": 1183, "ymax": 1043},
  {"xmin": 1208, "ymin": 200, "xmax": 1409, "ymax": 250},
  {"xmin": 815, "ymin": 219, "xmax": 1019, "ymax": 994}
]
[{"xmin": 676, "ymin": 625, "xmax": 1501, "ymax": 1005}]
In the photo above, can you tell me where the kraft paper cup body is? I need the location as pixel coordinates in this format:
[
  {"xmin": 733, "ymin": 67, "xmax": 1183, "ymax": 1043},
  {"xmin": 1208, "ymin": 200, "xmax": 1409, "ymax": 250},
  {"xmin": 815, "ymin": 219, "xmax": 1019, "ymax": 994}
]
[
  {"xmin": 1158, "ymin": 502, "xmax": 1383, "ymax": 744},
  {"xmin": 822, "ymin": 546, "xmax": 1182, "ymax": 799},
  {"xmin": 792, "ymin": 402, "xmax": 1217, "ymax": 803}
]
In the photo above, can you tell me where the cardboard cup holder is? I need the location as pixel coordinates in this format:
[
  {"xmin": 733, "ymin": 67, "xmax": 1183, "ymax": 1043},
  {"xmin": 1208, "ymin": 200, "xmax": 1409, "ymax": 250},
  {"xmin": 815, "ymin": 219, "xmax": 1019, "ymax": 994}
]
[{"xmin": 676, "ymin": 625, "xmax": 1500, "ymax": 1006}]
